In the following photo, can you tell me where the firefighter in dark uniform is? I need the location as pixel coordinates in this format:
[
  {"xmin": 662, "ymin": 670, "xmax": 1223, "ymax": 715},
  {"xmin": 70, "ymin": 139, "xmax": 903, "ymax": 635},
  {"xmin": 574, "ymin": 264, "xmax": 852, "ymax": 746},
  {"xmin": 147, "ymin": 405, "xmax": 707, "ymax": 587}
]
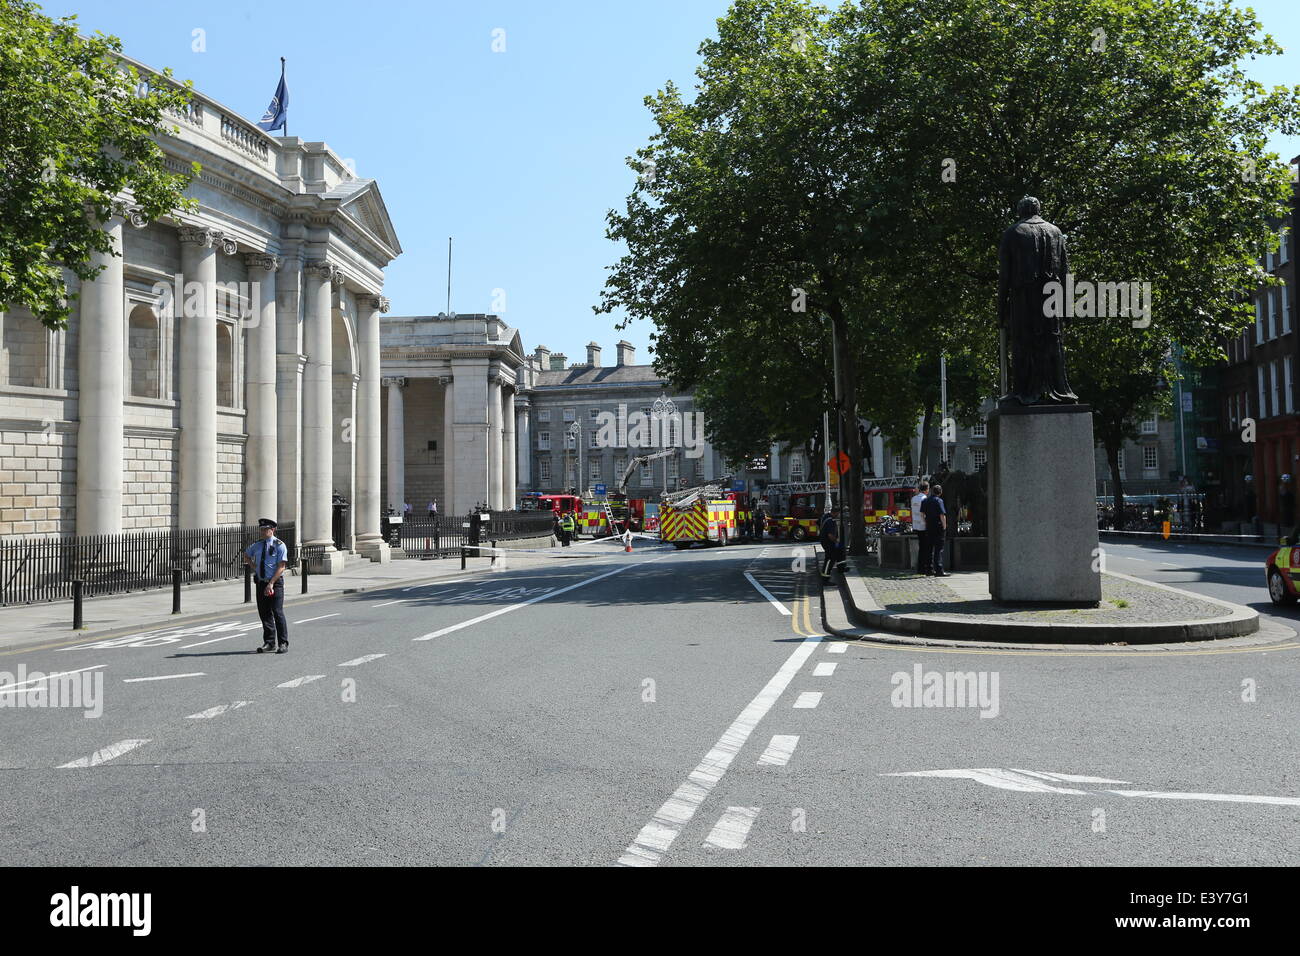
[{"xmin": 243, "ymin": 518, "xmax": 289, "ymax": 653}]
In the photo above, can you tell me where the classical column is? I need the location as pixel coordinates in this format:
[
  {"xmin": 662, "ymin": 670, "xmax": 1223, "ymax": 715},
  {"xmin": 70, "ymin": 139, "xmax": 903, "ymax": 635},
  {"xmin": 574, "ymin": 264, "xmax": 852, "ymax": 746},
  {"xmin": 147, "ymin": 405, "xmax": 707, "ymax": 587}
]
[
  {"xmin": 487, "ymin": 373, "xmax": 503, "ymax": 510},
  {"xmin": 276, "ymin": 241, "xmax": 305, "ymax": 533},
  {"xmin": 243, "ymin": 253, "xmax": 280, "ymax": 525},
  {"xmin": 515, "ymin": 401, "xmax": 531, "ymax": 489},
  {"xmin": 450, "ymin": 358, "xmax": 491, "ymax": 515},
  {"xmin": 769, "ymin": 443, "xmax": 781, "ymax": 481},
  {"xmin": 440, "ymin": 376, "xmax": 454, "ymax": 517},
  {"xmin": 354, "ymin": 295, "xmax": 389, "ymax": 562},
  {"xmin": 75, "ymin": 213, "xmax": 125, "ymax": 535},
  {"xmin": 178, "ymin": 226, "xmax": 229, "ymax": 529},
  {"xmin": 502, "ymin": 385, "xmax": 516, "ymax": 508},
  {"xmin": 302, "ymin": 259, "xmax": 343, "ymax": 571},
  {"xmin": 386, "ymin": 377, "xmax": 406, "ymax": 514}
]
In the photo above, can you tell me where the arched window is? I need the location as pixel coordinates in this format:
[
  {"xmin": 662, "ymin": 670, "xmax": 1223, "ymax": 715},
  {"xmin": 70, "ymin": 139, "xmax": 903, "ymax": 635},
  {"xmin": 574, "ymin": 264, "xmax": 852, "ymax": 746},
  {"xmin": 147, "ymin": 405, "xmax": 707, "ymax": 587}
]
[
  {"xmin": 216, "ymin": 322, "xmax": 234, "ymax": 407},
  {"xmin": 1, "ymin": 307, "xmax": 49, "ymax": 388},
  {"xmin": 127, "ymin": 304, "xmax": 161, "ymax": 398}
]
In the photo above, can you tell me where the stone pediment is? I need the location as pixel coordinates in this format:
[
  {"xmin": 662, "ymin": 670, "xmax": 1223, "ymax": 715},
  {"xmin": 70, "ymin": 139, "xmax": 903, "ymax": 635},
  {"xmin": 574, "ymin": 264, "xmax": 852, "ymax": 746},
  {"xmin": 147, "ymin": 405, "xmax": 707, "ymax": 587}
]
[{"xmin": 325, "ymin": 178, "xmax": 402, "ymax": 256}]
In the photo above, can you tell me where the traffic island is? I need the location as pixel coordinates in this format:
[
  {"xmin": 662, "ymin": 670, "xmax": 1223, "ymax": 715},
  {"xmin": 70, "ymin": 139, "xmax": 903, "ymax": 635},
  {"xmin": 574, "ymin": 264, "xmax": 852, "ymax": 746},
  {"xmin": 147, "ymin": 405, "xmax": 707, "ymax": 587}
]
[{"xmin": 827, "ymin": 557, "xmax": 1262, "ymax": 646}]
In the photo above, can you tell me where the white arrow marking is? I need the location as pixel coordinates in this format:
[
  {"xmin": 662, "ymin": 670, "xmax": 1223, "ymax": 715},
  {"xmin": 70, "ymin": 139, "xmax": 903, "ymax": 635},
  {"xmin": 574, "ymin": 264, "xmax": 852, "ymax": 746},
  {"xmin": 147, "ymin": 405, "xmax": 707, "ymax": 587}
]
[
  {"xmin": 58, "ymin": 739, "xmax": 151, "ymax": 768},
  {"xmin": 277, "ymin": 675, "xmax": 325, "ymax": 688},
  {"xmin": 338, "ymin": 654, "xmax": 386, "ymax": 667},
  {"xmin": 703, "ymin": 807, "xmax": 761, "ymax": 849},
  {"xmin": 887, "ymin": 768, "xmax": 1300, "ymax": 807},
  {"xmin": 187, "ymin": 701, "xmax": 251, "ymax": 719}
]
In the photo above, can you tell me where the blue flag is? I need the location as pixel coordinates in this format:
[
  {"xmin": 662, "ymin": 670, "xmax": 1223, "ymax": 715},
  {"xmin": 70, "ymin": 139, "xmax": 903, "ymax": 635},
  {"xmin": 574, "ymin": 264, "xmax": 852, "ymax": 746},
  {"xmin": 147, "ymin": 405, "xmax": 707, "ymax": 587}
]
[{"xmin": 256, "ymin": 63, "xmax": 288, "ymax": 133}]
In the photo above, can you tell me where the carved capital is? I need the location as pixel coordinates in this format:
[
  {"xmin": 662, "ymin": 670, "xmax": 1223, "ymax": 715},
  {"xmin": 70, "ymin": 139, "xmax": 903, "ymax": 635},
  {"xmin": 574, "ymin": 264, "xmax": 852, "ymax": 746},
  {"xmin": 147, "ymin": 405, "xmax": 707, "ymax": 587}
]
[
  {"xmin": 113, "ymin": 201, "xmax": 149, "ymax": 229},
  {"xmin": 382, "ymin": 376, "xmax": 408, "ymax": 389},
  {"xmin": 179, "ymin": 225, "xmax": 238, "ymax": 255},
  {"xmin": 364, "ymin": 295, "xmax": 391, "ymax": 314},
  {"xmin": 304, "ymin": 259, "xmax": 342, "ymax": 283},
  {"xmin": 438, "ymin": 375, "xmax": 453, "ymax": 386},
  {"xmin": 244, "ymin": 252, "xmax": 282, "ymax": 273}
]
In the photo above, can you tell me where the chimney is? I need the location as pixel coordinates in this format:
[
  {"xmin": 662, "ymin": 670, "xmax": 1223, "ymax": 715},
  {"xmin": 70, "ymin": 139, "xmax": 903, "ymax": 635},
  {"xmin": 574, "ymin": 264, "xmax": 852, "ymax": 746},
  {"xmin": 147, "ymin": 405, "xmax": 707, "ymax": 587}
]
[
  {"xmin": 587, "ymin": 342, "xmax": 601, "ymax": 367},
  {"xmin": 533, "ymin": 345, "xmax": 550, "ymax": 370},
  {"xmin": 616, "ymin": 340, "xmax": 635, "ymax": 366},
  {"xmin": 550, "ymin": 352, "xmax": 567, "ymax": 370}
]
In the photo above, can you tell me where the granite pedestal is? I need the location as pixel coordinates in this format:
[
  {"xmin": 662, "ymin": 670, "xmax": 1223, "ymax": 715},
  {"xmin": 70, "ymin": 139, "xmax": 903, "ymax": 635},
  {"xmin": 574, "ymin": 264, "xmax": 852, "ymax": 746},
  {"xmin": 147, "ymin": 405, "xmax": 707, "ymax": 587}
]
[{"xmin": 988, "ymin": 403, "xmax": 1101, "ymax": 604}]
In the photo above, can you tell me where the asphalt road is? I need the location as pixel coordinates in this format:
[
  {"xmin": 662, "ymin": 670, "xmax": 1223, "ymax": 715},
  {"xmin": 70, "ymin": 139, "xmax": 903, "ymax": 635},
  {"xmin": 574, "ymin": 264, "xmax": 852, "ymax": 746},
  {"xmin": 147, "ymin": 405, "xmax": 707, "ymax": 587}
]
[{"xmin": 1, "ymin": 536, "xmax": 1296, "ymax": 866}]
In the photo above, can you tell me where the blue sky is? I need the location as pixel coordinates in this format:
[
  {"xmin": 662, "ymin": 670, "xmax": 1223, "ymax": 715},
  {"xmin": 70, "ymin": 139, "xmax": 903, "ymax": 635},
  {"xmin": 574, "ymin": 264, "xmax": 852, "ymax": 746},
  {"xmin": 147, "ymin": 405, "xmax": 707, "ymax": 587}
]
[{"xmin": 43, "ymin": 0, "xmax": 1300, "ymax": 362}]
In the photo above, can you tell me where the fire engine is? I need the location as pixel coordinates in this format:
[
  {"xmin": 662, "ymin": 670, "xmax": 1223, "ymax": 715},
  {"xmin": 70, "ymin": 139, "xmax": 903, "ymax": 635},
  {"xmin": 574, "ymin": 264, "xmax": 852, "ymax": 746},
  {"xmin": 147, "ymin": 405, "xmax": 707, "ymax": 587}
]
[
  {"xmin": 659, "ymin": 482, "xmax": 738, "ymax": 549},
  {"xmin": 573, "ymin": 449, "xmax": 674, "ymax": 537},
  {"xmin": 763, "ymin": 476, "xmax": 921, "ymax": 540}
]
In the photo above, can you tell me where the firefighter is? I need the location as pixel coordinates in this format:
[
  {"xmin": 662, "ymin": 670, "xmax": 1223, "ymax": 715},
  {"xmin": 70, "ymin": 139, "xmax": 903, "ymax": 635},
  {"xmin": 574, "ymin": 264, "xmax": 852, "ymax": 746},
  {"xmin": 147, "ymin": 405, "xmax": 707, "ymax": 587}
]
[{"xmin": 559, "ymin": 510, "xmax": 575, "ymax": 547}]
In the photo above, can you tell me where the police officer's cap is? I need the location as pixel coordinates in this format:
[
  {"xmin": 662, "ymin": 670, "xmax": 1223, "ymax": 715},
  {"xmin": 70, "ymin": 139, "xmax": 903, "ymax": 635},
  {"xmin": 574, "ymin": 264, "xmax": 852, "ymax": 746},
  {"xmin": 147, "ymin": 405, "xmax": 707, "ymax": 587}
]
[{"xmin": 258, "ymin": 517, "xmax": 278, "ymax": 529}]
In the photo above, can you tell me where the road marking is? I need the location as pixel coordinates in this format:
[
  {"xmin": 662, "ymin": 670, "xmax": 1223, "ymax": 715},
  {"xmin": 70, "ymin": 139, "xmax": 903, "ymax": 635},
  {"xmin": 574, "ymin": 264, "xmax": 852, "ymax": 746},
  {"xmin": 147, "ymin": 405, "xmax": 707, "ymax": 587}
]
[
  {"xmin": 813, "ymin": 662, "xmax": 837, "ymax": 676},
  {"xmin": 277, "ymin": 675, "xmax": 325, "ymax": 688},
  {"xmin": 123, "ymin": 672, "xmax": 205, "ymax": 683},
  {"xmin": 371, "ymin": 600, "xmax": 406, "ymax": 608},
  {"xmin": 1104, "ymin": 789, "xmax": 1300, "ymax": 807},
  {"xmin": 757, "ymin": 735, "xmax": 799, "ymax": 767},
  {"xmin": 180, "ymin": 633, "xmax": 249, "ymax": 649},
  {"xmin": 415, "ymin": 558, "xmax": 665, "ymax": 642},
  {"xmin": 793, "ymin": 691, "xmax": 822, "ymax": 708},
  {"xmin": 58, "ymin": 739, "xmax": 150, "ymax": 768},
  {"xmin": 703, "ymin": 807, "xmax": 761, "ymax": 849},
  {"xmin": 617, "ymin": 632, "xmax": 823, "ymax": 867},
  {"xmin": 187, "ymin": 701, "xmax": 251, "ymax": 719},
  {"xmin": 339, "ymin": 654, "xmax": 386, "ymax": 667},
  {"xmin": 827, "ymin": 642, "xmax": 847, "ymax": 653},
  {"xmin": 0, "ymin": 663, "xmax": 106, "ymax": 696},
  {"xmin": 888, "ymin": 768, "xmax": 1300, "ymax": 807},
  {"xmin": 743, "ymin": 571, "xmax": 791, "ymax": 615},
  {"xmin": 294, "ymin": 614, "xmax": 340, "ymax": 625}
]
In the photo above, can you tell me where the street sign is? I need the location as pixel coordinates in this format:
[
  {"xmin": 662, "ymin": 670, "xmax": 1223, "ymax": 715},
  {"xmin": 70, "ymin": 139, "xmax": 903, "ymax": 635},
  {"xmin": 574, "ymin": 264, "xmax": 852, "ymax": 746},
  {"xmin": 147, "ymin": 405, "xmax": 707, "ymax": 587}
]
[
  {"xmin": 828, "ymin": 451, "xmax": 850, "ymax": 475},
  {"xmin": 731, "ymin": 479, "xmax": 745, "ymax": 492},
  {"xmin": 594, "ymin": 483, "xmax": 606, "ymax": 496}
]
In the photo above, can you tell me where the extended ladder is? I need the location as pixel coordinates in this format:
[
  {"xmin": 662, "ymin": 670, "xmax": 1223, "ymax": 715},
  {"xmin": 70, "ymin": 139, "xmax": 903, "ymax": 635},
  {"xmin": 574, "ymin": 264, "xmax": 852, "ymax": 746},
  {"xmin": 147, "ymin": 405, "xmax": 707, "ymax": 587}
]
[{"xmin": 602, "ymin": 500, "xmax": 618, "ymax": 535}]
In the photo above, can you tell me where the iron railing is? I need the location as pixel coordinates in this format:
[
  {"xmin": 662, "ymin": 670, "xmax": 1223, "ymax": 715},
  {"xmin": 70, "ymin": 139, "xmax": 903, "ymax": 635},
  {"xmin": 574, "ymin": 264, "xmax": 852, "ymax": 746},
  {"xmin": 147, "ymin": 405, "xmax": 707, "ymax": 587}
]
[
  {"xmin": 396, "ymin": 511, "xmax": 554, "ymax": 559},
  {"xmin": 1, "ymin": 522, "xmax": 297, "ymax": 606}
]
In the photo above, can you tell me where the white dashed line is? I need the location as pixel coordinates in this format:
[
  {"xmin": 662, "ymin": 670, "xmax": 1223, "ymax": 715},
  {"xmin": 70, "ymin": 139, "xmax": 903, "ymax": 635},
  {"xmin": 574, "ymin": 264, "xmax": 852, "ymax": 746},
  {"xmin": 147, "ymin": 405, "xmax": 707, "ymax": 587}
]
[
  {"xmin": 703, "ymin": 807, "xmax": 761, "ymax": 849},
  {"xmin": 371, "ymin": 600, "xmax": 406, "ymax": 608},
  {"xmin": 277, "ymin": 675, "xmax": 325, "ymax": 688},
  {"xmin": 293, "ymin": 614, "xmax": 340, "ymax": 625},
  {"xmin": 339, "ymin": 654, "xmax": 386, "ymax": 667},
  {"xmin": 757, "ymin": 735, "xmax": 799, "ymax": 767},
  {"xmin": 58, "ymin": 739, "xmax": 151, "ymax": 768},
  {"xmin": 618, "ymin": 632, "xmax": 823, "ymax": 867},
  {"xmin": 187, "ymin": 701, "xmax": 251, "ymax": 719},
  {"xmin": 123, "ymin": 673, "xmax": 205, "ymax": 683},
  {"xmin": 402, "ymin": 579, "xmax": 470, "ymax": 591},
  {"xmin": 813, "ymin": 662, "xmax": 837, "ymax": 676},
  {"xmin": 827, "ymin": 643, "xmax": 847, "ymax": 653},
  {"xmin": 181, "ymin": 633, "xmax": 249, "ymax": 649},
  {"xmin": 793, "ymin": 692, "xmax": 822, "ymax": 709},
  {"xmin": 416, "ymin": 559, "xmax": 663, "ymax": 642}
]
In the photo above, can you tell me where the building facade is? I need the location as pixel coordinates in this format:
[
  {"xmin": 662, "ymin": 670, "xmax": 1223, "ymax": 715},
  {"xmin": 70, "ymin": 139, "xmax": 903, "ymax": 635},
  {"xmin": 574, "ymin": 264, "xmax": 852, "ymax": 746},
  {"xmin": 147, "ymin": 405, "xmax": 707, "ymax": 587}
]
[{"xmin": 0, "ymin": 56, "xmax": 400, "ymax": 572}]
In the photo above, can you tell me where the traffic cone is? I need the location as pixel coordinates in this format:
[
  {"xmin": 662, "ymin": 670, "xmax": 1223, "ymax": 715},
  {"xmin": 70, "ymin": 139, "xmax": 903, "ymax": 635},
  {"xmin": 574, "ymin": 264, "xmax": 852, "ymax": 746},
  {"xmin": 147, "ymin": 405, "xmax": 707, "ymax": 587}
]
[{"xmin": 624, "ymin": 531, "xmax": 633, "ymax": 553}]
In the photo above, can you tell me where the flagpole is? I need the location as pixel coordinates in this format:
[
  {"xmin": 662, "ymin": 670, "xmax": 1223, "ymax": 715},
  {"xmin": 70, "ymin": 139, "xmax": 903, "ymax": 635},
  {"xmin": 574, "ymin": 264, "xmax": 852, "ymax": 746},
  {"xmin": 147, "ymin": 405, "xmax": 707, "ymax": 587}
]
[
  {"xmin": 280, "ymin": 57, "xmax": 287, "ymax": 137},
  {"xmin": 446, "ymin": 237, "xmax": 452, "ymax": 315}
]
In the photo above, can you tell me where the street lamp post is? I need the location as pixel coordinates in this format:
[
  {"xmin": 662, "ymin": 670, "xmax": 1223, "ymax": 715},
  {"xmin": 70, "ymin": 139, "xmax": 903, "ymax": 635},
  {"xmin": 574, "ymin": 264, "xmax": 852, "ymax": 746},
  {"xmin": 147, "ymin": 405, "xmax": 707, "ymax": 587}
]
[
  {"xmin": 568, "ymin": 421, "xmax": 582, "ymax": 494},
  {"xmin": 652, "ymin": 395, "xmax": 677, "ymax": 499}
]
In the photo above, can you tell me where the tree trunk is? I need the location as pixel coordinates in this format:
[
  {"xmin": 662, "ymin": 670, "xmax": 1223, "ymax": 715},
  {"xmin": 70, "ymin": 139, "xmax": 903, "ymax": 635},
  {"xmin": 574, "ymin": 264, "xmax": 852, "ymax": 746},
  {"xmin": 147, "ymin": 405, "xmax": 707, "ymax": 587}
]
[{"xmin": 832, "ymin": 313, "xmax": 867, "ymax": 556}]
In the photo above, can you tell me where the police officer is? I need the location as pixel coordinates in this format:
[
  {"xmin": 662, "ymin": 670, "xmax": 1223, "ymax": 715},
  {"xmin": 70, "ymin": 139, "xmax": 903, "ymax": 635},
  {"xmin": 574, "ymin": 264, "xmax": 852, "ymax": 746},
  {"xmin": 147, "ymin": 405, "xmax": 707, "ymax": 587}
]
[
  {"xmin": 559, "ymin": 510, "xmax": 575, "ymax": 547},
  {"xmin": 243, "ymin": 518, "xmax": 289, "ymax": 653}
]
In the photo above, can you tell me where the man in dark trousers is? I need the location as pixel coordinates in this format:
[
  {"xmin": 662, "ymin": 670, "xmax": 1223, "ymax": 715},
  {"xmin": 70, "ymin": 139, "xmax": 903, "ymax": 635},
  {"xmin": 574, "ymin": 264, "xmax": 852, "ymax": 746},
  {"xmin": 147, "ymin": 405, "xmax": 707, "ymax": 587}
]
[
  {"xmin": 243, "ymin": 518, "xmax": 289, "ymax": 653},
  {"xmin": 819, "ymin": 510, "xmax": 846, "ymax": 579},
  {"xmin": 910, "ymin": 479, "xmax": 931, "ymax": 574},
  {"xmin": 920, "ymin": 485, "xmax": 949, "ymax": 577}
]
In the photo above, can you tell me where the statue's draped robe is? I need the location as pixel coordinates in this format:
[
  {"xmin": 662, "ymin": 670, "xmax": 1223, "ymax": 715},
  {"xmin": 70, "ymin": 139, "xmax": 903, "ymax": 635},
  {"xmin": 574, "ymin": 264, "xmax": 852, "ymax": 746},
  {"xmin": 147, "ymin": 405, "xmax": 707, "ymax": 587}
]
[{"xmin": 998, "ymin": 215, "xmax": 1077, "ymax": 405}]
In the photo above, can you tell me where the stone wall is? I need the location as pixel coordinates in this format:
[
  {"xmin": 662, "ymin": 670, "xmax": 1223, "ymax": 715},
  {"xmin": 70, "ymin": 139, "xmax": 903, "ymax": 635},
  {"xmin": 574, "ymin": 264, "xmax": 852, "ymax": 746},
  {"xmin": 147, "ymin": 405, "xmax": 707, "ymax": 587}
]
[
  {"xmin": 122, "ymin": 431, "xmax": 178, "ymax": 529},
  {"xmin": 217, "ymin": 439, "xmax": 245, "ymax": 526},
  {"xmin": 0, "ymin": 425, "xmax": 76, "ymax": 536},
  {"xmin": 0, "ymin": 308, "xmax": 50, "ymax": 388},
  {"xmin": 379, "ymin": 377, "xmax": 448, "ymax": 515}
]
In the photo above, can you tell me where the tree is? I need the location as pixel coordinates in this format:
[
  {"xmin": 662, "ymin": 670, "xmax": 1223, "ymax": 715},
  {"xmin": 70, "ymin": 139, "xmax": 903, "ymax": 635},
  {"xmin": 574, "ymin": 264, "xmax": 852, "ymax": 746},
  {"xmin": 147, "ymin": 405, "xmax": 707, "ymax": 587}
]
[{"xmin": 0, "ymin": 0, "xmax": 198, "ymax": 330}]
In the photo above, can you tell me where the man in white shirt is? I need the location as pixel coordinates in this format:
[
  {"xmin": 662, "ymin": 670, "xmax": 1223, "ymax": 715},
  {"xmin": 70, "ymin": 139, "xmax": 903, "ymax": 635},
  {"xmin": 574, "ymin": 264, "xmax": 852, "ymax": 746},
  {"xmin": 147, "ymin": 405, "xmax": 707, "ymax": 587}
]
[{"xmin": 910, "ymin": 479, "xmax": 930, "ymax": 574}]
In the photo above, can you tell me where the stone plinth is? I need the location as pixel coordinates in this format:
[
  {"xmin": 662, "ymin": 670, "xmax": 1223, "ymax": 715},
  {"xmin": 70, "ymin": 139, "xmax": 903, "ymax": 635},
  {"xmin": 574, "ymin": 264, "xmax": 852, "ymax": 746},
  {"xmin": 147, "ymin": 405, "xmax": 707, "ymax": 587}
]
[{"xmin": 988, "ymin": 404, "xmax": 1101, "ymax": 604}]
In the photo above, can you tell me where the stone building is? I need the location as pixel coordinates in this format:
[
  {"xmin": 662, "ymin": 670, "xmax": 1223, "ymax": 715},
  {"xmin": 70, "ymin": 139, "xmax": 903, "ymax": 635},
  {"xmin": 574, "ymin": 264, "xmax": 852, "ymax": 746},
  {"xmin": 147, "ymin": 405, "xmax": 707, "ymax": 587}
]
[{"xmin": 0, "ymin": 54, "xmax": 400, "ymax": 572}]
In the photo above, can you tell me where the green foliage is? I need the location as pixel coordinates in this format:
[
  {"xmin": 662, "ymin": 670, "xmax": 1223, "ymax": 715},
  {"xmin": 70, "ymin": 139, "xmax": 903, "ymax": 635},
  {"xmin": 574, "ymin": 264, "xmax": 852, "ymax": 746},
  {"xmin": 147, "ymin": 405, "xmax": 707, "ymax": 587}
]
[
  {"xmin": 599, "ymin": 0, "xmax": 1299, "ymax": 544},
  {"xmin": 0, "ymin": 0, "xmax": 198, "ymax": 329}
]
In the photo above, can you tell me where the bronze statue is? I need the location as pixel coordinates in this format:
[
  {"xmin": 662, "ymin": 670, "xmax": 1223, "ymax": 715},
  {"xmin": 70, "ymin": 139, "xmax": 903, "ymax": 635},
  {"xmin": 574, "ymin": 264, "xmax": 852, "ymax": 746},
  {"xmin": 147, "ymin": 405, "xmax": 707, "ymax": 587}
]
[{"xmin": 998, "ymin": 196, "xmax": 1078, "ymax": 405}]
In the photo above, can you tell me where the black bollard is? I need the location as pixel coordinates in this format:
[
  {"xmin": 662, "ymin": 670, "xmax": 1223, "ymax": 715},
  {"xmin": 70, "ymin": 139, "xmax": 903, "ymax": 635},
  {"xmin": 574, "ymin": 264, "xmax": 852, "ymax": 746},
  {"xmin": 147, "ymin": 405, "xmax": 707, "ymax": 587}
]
[
  {"xmin": 491, "ymin": 539, "xmax": 498, "ymax": 566},
  {"xmin": 244, "ymin": 565, "xmax": 252, "ymax": 603},
  {"xmin": 301, "ymin": 555, "xmax": 309, "ymax": 594},
  {"xmin": 172, "ymin": 568, "xmax": 182, "ymax": 614},
  {"xmin": 460, "ymin": 546, "xmax": 466, "ymax": 571},
  {"xmin": 72, "ymin": 580, "xmax": 84, "ymax": 630}
]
